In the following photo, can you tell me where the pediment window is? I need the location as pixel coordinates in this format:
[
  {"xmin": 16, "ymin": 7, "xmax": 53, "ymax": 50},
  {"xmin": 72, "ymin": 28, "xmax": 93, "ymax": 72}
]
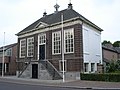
[{"xmin": 35, "ymin": 22, "xmax": 48, "ymax": 28}]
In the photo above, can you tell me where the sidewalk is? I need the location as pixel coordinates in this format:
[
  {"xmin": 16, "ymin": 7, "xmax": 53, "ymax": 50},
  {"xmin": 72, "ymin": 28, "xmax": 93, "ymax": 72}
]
[{"xmin": 0, "ymin": 76, "xmax": 120, "ymax": 89}]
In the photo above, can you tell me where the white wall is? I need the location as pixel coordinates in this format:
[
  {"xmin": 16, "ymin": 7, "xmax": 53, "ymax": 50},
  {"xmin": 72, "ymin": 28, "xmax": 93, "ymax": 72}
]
[{"xmin": 82, "ymin": 24, "xmax": 102, "ymax": 73}]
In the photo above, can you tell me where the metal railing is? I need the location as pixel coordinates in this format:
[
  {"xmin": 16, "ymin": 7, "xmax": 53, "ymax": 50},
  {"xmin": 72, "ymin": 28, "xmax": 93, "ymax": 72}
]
[{"xmin": 40, "ymin": 60, "xmax": 62, "ymax": 80}]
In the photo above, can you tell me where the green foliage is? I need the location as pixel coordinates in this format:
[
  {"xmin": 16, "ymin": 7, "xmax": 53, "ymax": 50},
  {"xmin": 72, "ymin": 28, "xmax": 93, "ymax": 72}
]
[
  {"xmin": 106, "ymin": 60, "xmax": 120, "ymax": 73},
  {"xmin": 107, "ymin": 61, "xmax": 116, "ymax": 73},
  {"xmin": 102, "ymin": 40, "xmax": 120, "ymax": 47},
  {"xmin": 102, "ymin": 40, "xmax": 112, "ymax": 45},
  {"xmin": 81, "ymin": 73, "xmax": 120, "ymax": 82},
  {"xmin": 113, "ymin": 41, "xmax": 120, "ymax": 47}
]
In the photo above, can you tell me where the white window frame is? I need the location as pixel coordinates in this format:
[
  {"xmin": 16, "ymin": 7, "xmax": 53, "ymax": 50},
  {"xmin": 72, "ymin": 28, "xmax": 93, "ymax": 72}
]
[
  {"xmin": 64, "ymin": 28, "xmax": 74, "ymax": 54},
  {"xmin": 6, "ymin": 48, "xmax": 12, "ymax": 56},
  {"xmin": 59, "ymin": 60, "xmax": 67, "ymax": 72},
  {"xmin": 27, "ymin": 37, "xmax": 34, "ymax": 57},
  {"xmin": 52, "ymin": 31, "xmax": 61, "ymax": 55},
  {"xmin": 38, "ymin": 33, "xmax": 46, "ymax": 45},
  {"xmin": 38, "ymin": 33, "xmax": 46, "ymax": 60},
  {"xmin": 20, "ymin": 39, "xmax": 26, "ymax": 58}
]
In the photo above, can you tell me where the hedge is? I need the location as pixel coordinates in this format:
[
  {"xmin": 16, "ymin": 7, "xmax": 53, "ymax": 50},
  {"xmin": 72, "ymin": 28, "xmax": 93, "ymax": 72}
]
[{"xmin": 80, "ymin": 73, "xmax": 120, "ymax": 82}]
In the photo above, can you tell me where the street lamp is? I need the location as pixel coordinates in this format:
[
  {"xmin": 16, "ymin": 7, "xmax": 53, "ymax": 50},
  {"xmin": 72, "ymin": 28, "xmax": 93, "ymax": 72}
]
[
  {"xmin": 61, "ymin": 13, "xmax": 65, "ymax": 82},
  {"xmin": 2, "ymin": 32, "xmax": 5, "ymax": 77}
]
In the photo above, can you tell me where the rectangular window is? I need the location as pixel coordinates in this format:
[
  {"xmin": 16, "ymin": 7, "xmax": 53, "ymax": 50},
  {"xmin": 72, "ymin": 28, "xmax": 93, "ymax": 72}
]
[
  {"xmin": 6, "ymin": 63, "xmax": 9, "ymax": 72},
  {"xmin": 84, "ymin": 63, "xmax": 89, "ymax": 72},
  {"xmin": 59, "ymin": 60, "xmax": 67, "ymax": 72},
  {"xmin": 5, "ymin": 63, "xmax": 9, "ymax": 73},
  {"xmin": 91, "ymin": 63, "xmax": 95, "ymax": 72},
  {"xmin": 39, "ymin": 34, "xmax": 46, "ymax": 45},
  {"xmin": 27, "ymin": 37, "xmax": 34, "ymax": 57},
  {"xmin": 0, "ymin": 52, "xmax": 3, "ymax": 57},
  {"xmin": 6, "ymin": 48, "xmax": 12, "ymax": 56},
  {"xmin": 64, "ymin": 29, "xmax": 74, "ymax": 53},
  {"xmin": 52, "ymin": 31, "xmax": 61, "ymax": 54},
  {"xmin": 0, "ymin": 63, "xmax": 2, "ymax": 72},
  {"xmin": 20, "ymin": 39, "xmax": 26, "ymax": 58}
]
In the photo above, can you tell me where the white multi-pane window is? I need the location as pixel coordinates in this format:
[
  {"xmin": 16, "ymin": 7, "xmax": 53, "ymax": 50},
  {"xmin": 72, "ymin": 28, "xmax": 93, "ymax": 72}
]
[
  {"xmin": 64, "ymin": 29, "xmax": 74, "ymax": 53},
  {"xmin": 27, "ymin": 37, "xmax": 34, "ymax": 57},
  {"xmin": 39, "ymin": 34, "xmax": 46, "ymax": 45},
  {"xmin": 52, "ymin": 31, "xmax": 61, "ymax": 54},
  {"xmin": 20, "ymin": 39, "xmax": 26, "ymax": 58}
]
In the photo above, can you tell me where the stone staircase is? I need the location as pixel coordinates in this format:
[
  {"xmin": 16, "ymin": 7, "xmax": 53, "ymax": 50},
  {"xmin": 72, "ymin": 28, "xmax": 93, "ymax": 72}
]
[
  {"xmin": 40, "ymin": 60, "xmax": 63, "ymax": 80},
  {"xmin": 18, "ymin": 61, "xmax": 31, "ymax": 78}
]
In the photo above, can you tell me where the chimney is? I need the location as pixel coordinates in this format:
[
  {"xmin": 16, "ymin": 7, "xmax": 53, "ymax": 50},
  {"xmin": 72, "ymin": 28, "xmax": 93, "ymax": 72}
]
[
  {"xmin": 68, "ymin": 0, "xmax": 73, "ymax": 9},
  {"xmin": 68, "ymin": 3, "xmax": 73, "ymax": 9},
  {"xmin": 43, "ymin": 10, "xmax": 47, "ymax": 17}
]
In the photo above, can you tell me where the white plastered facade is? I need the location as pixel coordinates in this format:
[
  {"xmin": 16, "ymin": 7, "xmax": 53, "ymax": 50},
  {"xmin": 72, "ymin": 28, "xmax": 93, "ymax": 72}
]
[{"xmin": 82, "ymin": 23, "xmax": 102, "ymax": 73}]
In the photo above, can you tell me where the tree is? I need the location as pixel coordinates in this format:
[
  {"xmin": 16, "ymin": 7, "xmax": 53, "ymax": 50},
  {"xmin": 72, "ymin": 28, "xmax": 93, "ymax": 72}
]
[
  {"xmin": 115, "ymin": 60, "xmax": 120, "ymax": 71},
  {"xmin": 113, "ymin": 41, "xmax": 120, "ymax": 47},
  {"xmin": 106, "ymin": 60, "xmax": 120, "ymax": 73},
  {"xmin": 102, "ymin": 40, "xmax": 112, "ymax": 45},
  {"xmin": 107, "ymin": 61, "xmax": 116, "ymax": 73}
]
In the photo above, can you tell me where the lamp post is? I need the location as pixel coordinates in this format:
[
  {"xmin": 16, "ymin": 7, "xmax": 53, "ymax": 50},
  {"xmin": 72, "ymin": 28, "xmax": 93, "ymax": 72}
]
[
  {"xmin": 2, "ymin": 32, "xmax": 5, "ymax": 77},
  {"xmin": 61, "ymin": 13, "xmax": 65, "ymax": 82}
]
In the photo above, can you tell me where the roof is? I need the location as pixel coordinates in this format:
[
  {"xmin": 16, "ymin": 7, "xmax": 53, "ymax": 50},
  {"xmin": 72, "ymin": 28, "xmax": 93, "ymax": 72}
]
[
  {"xmin": 102, "ymin": 45, "xmax": 120, "ymax": 54},
  {"xmin": 17, "ymin": 8, "xmax": 103, "ymax": 36},
  {"xmin": 0, "ymin": 43, "xmax": 17, "ymax": 52},
  {"xmin": 114, "ymin": 47, "xmax": 120, "ymax": 53}
]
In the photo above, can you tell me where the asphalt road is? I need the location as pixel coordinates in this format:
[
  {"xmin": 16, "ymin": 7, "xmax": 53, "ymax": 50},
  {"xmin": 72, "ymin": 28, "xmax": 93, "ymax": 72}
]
[{"xmin": 0, "ymin": 81, "xmax": 89, "ymax": 90}]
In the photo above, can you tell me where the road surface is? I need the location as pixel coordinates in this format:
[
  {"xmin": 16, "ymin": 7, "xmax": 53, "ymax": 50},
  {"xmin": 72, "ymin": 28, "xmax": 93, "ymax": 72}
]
[{"xmin": 0, "ymin": 81, "xmax": 88, "ymax": 90}]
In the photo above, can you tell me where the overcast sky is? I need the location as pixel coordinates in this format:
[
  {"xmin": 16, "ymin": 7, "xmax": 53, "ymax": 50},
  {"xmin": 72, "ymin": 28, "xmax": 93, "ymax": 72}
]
[{"xmin": 0, "ymin": 0, "xmax": 120, "ymax": 47}]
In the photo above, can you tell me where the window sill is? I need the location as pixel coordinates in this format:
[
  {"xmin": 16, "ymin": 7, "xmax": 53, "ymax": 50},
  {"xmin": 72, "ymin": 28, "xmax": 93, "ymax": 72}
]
[{"xmin": 52, "ymin": 53, "xmax": 61, "ymax": 55}]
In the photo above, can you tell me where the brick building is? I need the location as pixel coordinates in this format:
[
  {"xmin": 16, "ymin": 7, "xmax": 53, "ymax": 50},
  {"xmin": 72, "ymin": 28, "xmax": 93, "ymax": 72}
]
[
  {"xmin": 102, "ymin": 44, "xmax": 120, "ymax": 62},
  {"xmin": 0, "ymin": 43, "xmax": 17, "ymax": 75},
  {"xmin": 16, "ymin": 2, "xmax": 103, "ymax": 80}
]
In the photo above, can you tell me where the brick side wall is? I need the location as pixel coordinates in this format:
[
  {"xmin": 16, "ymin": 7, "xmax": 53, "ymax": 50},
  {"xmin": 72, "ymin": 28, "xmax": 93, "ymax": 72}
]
[
  {"xmin": 9, "ymin": 44, "xmax": 17, "ymax": 75},
  {"xmin": 46, "ymin": 30, "xmax": 52, "ymax": 60},
  {"xmin": 0, "ymin": 44, "xmax": 17, "ymax": 75},
  {"xmin": 103, "ymin": 49, "xmax": 118, "ymax": 61},
  {"xmin": 0, "ymin": 57, "xmax": 10, "ymax": 63}
]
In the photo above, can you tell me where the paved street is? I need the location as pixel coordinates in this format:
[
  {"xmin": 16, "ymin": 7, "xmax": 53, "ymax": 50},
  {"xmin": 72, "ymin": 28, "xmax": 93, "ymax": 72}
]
[
  {"xmin": 0, "ymin": 76, "xmax": 120, "ymax": 90},
  {"xmin": 0, "ymin": 81, "xmax": 88, "ymax": 90}
]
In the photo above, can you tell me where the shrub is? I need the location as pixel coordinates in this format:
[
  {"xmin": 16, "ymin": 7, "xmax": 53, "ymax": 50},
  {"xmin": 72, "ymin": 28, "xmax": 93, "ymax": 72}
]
[
  {"xmin": 80, "ymin": 73, "xmax": 120, "ymax": 82},
  {"xmin": 106, "ymin": 60, "xmax": 120, "ymax": 73}
]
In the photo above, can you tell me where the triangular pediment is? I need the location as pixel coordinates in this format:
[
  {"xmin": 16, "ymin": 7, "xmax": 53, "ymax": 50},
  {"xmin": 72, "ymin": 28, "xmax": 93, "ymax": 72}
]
[{"xmin": 35, "ymin": 22, "xmax": 48, "ymax": 28}]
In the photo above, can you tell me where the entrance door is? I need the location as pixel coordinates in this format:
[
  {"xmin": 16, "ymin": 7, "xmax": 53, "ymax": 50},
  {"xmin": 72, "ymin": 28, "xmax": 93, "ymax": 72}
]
[
  {"xmin": 32, "ymin": 64, "xmax": 38, "ymax": 79},
  {"xmin": 39, "ymin": 45, "xmax": 45, "ymax": 60}
]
